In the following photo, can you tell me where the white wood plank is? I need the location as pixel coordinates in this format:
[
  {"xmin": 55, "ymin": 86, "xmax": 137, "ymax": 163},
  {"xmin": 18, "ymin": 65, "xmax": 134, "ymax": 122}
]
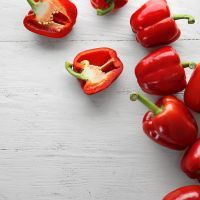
[{"xmin": 0, "ymin": 40, "xmax": 200, "ymax": 199}]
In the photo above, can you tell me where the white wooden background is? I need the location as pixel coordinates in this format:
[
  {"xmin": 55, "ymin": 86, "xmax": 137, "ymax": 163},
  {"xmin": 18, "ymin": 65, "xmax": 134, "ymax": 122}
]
[{"xmin": 0, "ymin": 0, "xmax": 200, "ymax": 199}]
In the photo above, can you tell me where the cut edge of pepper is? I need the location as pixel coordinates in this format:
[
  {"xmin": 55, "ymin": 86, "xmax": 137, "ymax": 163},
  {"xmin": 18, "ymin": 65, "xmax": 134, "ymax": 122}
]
[
  {"xmin": 27, "ymin": 0, "xmax": 70, "ymax": 27},
  {"xmin": 66, "ymin": 55, "xmax": 119, "ymax": 83}
]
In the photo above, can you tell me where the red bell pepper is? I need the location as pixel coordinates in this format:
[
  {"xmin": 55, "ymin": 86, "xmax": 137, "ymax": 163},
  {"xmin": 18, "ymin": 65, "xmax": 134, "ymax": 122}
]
[
  {"xmin": 163, "ymin": 185, "xmax": 200, "ymax": 200},
  {"xmin": 90, "ymin": 0, "xmax": 128, "ymax": 16},
  {"xmin": 24, "ymin": 0, "xmax": 77, "ymax": 38},
  {"xmin": 65, "ymin": 48, "xmax": 123, "ymax": 95},
  {"xmin": 130, "ymin": 93, "xmax": 198, "ymax": 150},
  {"xmin": 184, "ymin": 63, "xmax": 200, "ymax": 113},
  {"xmin": 135, "ymin": 46, "xmax": 196, "ymax": 95},
  {"xmin": 181, "ymin": 139, "xmax": 200, "ymax": 180},
  {"xmin": 130, "ymin": 0, "xmax": 195, "ymax": 47}
]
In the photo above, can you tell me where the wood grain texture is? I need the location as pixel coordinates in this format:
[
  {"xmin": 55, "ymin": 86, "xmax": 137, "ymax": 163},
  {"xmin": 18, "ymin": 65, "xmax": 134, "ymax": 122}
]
[{"xmin": 0, "ymin": 0, "xmax": 200, "ymax": 199}]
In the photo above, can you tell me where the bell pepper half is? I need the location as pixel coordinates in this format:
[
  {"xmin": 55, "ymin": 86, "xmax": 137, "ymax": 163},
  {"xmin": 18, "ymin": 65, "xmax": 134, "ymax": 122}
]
[
  {"xmin": 24, "ymin": 0, "xmax": 77, "ymax": 38},
  {"xmin": 181, "ymin": 139, "xmax": 200, "ymax": 180},
  {"xmin": 130, "ymin": 0, "xmax": 195, "ymax": 47},
  {"xmin": 130, "ymin": 93, "xmax": 198, "ymax": 150},
  {"xmin": 184, "ymin": 63, "xmax": 200, "ymax": 113},
  {"xmin": 163, "ymin": 185, "xmax": 200, "ymax": 200},
  {"xmin": 135, "ymin": 46, "xmax": 196, "ymax": 95},
  {"xmin": 90, "ymin": 0, "xmax": 128, "ymax": 16},
  {"xmin": 65, "ymin": 48, "xmax": 123, "ymax": 95}
]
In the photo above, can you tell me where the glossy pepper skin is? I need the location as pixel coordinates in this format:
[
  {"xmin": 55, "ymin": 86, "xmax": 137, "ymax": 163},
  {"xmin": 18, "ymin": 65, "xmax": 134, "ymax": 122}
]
[
  {"xmin": 135, "ymin": 46, "xmax": 187, "ymax": 95},
  {"xmin": 65, "ymin": 48, "xmax": 123, "ymax": 95},
  {"xmin": 163, "ymin": 185, "xmax": 200, "ymax": 200},
  {"xmin": 130, "ymin": 0, "xmax": 195, "ymax": 47},
  {"xmin": 181, "ymin": 139, "xmax": 200, "ymax": 180},
  {"xmin": 184, "ymin": 64, "xmax": 200, "ymax": 113},
  {"xmin": 24, "ymin": 0, "xmax": 77, "ymax": 38},
  {"xmin": 130, "ymin": 93, "xmax": 198, "ymax": 150},
  {"xmin": 90, "ymin": 0, "xmax": 128, "ymax": 16}
]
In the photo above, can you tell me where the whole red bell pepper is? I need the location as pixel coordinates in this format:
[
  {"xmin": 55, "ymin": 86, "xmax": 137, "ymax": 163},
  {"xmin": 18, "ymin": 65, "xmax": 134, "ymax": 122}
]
[
  {"xmin": 184, "ymin": 63, "xmax": 200, "ymax": 113},
  {"xmin": 181, "ymin": 139, "xmax": 200, "ymax": 180},
  {"xmin": 163, "ymin": 185, "xmax": 200, "ymax": 200},
  {"xmin": 130, "ymin": 93, "xmax": 198, "ymax": 150},
  {"xmin": 90, "ymin": 0, "xmax": 128, "ymax": 16},
  {"xmin": 135, "ymin": 46, "xmax": 196, "ymax": 95},
  {"xmin": 65, "ymin": 48, "xmax": 123, "ymax": 95},
  {"xmin": 130, "ymin": 0, "xmax": 195, "ymax": 47},
  {"xmin": 24, "ymin": 0, "xmax": 77, "ymax": 38}
]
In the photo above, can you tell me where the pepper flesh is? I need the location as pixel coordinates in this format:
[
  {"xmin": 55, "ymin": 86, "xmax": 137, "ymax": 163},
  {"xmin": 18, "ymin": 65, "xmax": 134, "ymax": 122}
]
[
  {"xmin": 24, "ymin": 0, "xmax": 77, "ymax": 38},
  {"xmin": 135, "ymin": 46, "xmax": 187, "ymax": 95},
  {"xmin": 130, "ymin": 94, "xmax": 198, "ymax": 150},
  {"xmin": 181, "ymin": 139, "xmax": 200, "ymax": 180},
  {"xmin": 163, "ymin": 185, "xmax": 200, "ymax": 200},
  {"xmin": 130, "ymin": 0, "xmax": 195, "ymax": 47},
  {"xmin": 65, "ymin": 48, "xmax": 123, "ymax": 95},
  {"xmin": 90, "ymin": 0, "xmax": 128, "ymax": 16},
  {"xmin": 184, "ymin": 64, "xmax": 200, "ymax": 113}
]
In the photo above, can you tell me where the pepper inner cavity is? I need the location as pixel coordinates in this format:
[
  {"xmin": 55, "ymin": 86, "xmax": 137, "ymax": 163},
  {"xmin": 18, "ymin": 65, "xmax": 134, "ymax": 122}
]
[
  {"xmin": 100, "ymin": 59, "xmax": 115, "ymax": 73},
  {"xmin": 37, "ymin": 9, "xmax": 69, "ymax": 25},
  {"xmin": 52, "ymin": 12, "xmax": 69, "ymax": 25},
  {"xmin": 34, "ymin": 1, "xmax": 69, "ymax": 25},
  {"xmin": 80, "ymin": 60, "xmax": 110, "ymax": 83}
]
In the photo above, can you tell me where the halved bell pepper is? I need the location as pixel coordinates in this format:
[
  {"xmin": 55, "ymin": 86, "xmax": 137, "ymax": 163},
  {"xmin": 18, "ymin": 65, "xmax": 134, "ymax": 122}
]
[
  {"xmin": 130, "ymin": 0, "xmax": 195, "ymax": 47},
  {"xmin": 184, "ymin": 63, "xmax": 200, "ymax": 113},
  {"xmin": 181, "ymin": 139, "xmax": 200, "ymax": 180},
  {"xmin": 24, "ymin": 0, "xmax": 77, "ymax": 38},
  {"xmin": 130, "ymin": 93, "xmax": 198, "ymax": 150},
  {"xmin": 65, "ymin": 48, "xmax": 123, "ymax": 95},
  {"xmin": 163, "ymin": 185, "xmax": 200, "ymax": 200},
  {"xmin": 90, "ymin": 0, "xmax": 128, "ymax": 16},
  {"xmin": 135, "ymin": 46, "xmax": 196, "ymax": 95}
]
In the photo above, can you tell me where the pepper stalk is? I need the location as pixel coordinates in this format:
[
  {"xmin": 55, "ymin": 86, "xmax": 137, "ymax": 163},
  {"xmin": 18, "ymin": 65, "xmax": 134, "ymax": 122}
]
[
  {"xmin": 130, "ymin": 93, "xmax": 163, "ymax": 115},
  {"xmin": 65, "ymin": 62, "xmax": 88, "ymax": 81},
  {"xmin": 171, "ymin": 14, "xmax": 195, "ymax": 24},
  {"xmin": 97, "ymin": 0, "xmax": 115, "ymax": 16},
  {"xmin": 182, "ymin": 62, "xmax": 197, "ymax": 69}
]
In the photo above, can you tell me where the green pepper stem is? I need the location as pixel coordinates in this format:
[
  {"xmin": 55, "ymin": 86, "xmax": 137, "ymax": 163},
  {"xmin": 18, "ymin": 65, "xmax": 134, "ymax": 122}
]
[
  {"xmin": 97, "ymin": 1, "xmax": 115, "ymax": 16},
  {"xmin": 171, "ymin": 14, "xmax": 195, "ymax": 24},
  {"xmin": 27, "ymin": 0, "xmax": 38, "ymax": 10},
  {"xmin": 130, "ymin": 93, "xmax": 162, "ymax": 115},
  {"xmin": 182, "ymin": 61, "xmax": 197, "ymax": 69},
  {"xmin": 65, "ymin": 62, "xmax": 88, "ymax": 81}
]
